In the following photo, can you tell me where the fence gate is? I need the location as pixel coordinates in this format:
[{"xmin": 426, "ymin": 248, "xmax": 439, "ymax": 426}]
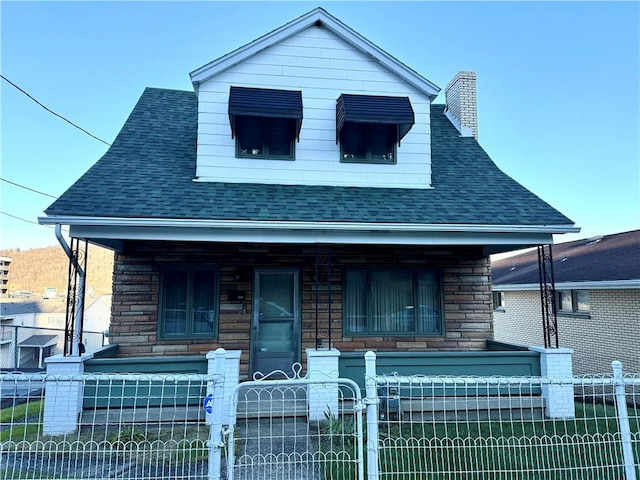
[{"xmin": 224, "ymin": 365, "xmax": 364, "ymax": 480}]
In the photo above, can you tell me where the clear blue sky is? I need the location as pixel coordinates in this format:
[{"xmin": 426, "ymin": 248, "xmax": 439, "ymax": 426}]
[{"xmin": 1, "ymin": 1, "xmax": 638, "ymax": 251}]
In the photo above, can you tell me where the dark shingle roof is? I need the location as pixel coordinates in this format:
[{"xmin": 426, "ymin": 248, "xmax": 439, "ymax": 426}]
[
  {"xmin": 492, "ymin": 230, "xmax": 640, "ymax": 285},
  {"xmin": 45, "ymin": 87, "xmax": 573, "ymax": 226},
  {"xmin": 18, "ymin": 335, "xmax": 58, "ymax": 348},
  {"xmin": 1, "ymin": 299, "xmax": 67, "ymax": 316}
]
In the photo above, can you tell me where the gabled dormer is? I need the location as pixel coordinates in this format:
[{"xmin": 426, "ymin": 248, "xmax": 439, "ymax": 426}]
[{"xmin": 189, "ymin": 7, "xmax": 440, "ymax": 189}]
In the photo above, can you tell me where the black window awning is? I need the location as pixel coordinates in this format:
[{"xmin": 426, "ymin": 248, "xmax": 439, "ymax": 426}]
[
  {"xmin": 229, "ymin": 86, "xmax": 303, "ymax": 140},
  {"xmin": 336, "ymin": 94, "xmax": 415, "ymax": 144}
]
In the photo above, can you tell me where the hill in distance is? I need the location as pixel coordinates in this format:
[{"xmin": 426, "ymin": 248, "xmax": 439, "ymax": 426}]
[{"xmin": 1, "ymin": 245, "xmax": 114, "ymax": 298}]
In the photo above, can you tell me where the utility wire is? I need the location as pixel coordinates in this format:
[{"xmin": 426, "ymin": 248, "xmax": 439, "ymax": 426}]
[
  {"xmin": 1, "ymin": 211, "xmax": 70, "ymax": 233},
  {"xmin": 1, "ymin": 74, "xmax": 112, "ymax": 146},
  {"xmin": 1, "ymin": 210, "xmax": 53, "ymax": 228},
  {"xmin": 1, "ymin": 177, "xmax": 57, "ymax": 199}
]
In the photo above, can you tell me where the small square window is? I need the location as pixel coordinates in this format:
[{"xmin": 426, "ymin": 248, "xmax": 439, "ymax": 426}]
[
  {"xmin": 556, "ymin": 290, "xmax": 590, "ymax": 315},
  {"xmin": 341, "ymin": 123, "xmax": 396, "ymax": 164},
  {"xmin": 575, "ymin": 291, "xmax": 590, "ymax": 312},
  {"xmin": 236, "ymin": 116, "xmax": 295, "ymax": 159},
  {"xmin": 558, "ymin": 291, "xmax": 573, "ymax": 311}
]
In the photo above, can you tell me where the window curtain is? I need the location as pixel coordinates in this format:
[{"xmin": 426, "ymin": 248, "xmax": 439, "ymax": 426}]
[
  {"xmin": 163, "ymin": 270, "xmax": 188, "ymax": 335},
  {"xmin": 370, "ymin": 271, "xmax": 413, "ymax": 333},
  {"xmin": 416, "ymin": 271, "xmax": 442, "ymax": 334},
  {"xmin": 192, "ymin": 270, "xmax": 216, "ymax": 334},
  {"xmin": 344, "ymin": 270, "xmax": 366, "ymax": 333},
  {"xmin": 344, "ymin": 269, "xmax": 442, "ymax": 335}
]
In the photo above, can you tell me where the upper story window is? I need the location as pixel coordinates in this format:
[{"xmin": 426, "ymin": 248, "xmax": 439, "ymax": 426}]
[
  {"xmin": 336, "ymin": 94, "xmax": 414, "ymax": 164},
  {"xmin": 341, "ymin": 123, "xmax": 397, "ymax": 163},
  {"xmin": 228, "ymin": 86, "xmax": 303, "ymax": 160}
]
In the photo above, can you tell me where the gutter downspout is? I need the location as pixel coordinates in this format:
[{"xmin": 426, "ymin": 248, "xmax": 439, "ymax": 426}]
[{"xmin": 56, "ymin": 224, "xmax": 85, "ymax": 356}]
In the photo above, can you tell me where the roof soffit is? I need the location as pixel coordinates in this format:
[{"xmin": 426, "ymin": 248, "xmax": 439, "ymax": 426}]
[{"xmin": 189, "ymin": 7, "xmax": 441, "ymax": 99}]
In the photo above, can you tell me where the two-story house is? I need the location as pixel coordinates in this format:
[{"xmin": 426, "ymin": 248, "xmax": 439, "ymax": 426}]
[{"xmin": 40, "ymin": 8, "xmax": 576, "ymax": 379}]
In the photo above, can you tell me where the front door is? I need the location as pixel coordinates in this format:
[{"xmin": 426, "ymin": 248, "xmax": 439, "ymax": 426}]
[{"xmin": 251, "ymin": 268, "xmax": 300, "ymax": 376}]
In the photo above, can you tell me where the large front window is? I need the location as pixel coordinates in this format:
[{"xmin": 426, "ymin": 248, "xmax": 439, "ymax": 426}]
[
  {"xmin": 343, "ymin": 268, "xmax": 443, "ymax": 336},
  {"xmin": 159, "ymin": 267, "xmax": 219, "ymax": 338}
]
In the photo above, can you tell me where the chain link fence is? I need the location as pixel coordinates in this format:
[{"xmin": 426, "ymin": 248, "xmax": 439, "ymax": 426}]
[{"xmin": 0, "ymin": 325, "xmax": 106, "ymax": 371}]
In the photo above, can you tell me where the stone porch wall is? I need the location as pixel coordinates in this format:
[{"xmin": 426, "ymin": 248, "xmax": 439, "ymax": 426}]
[{"xmin": 109, "ymin": 242, "xmax": 493, "ymax": 378}]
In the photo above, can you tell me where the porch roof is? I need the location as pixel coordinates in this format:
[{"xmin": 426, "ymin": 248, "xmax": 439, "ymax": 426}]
[
  {"xmin": 41, "ymin": 88, "xmax": 575, "ymax": 251},
  {"xmin": 18, "ymin": 335, "xmax": 58, "ymax": 348}
]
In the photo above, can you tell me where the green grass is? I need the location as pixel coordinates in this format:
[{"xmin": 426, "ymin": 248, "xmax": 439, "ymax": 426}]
[
  {"xmin": 1, "ymin": 398, "xmax": 209, "ymax": 479},
  {"xmin": 0, "ymin": 400, "xmax": 45, "ymax": 443},
  {"xmin": 0, "ymin": 399, "xmax": 43, "ymax": 423},
  {"xmin": 322, "ymin": 401, "xmax": 640, "ymax": 480}
]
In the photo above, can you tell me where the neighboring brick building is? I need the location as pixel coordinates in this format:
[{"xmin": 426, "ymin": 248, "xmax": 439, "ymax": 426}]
[
  {"xmin": 492, "ymin": 230, "xmax": 640, "ymax": 374},
  {"xmin": 40, "ymin": 8, "xmax": 576, "ymax": 378}
]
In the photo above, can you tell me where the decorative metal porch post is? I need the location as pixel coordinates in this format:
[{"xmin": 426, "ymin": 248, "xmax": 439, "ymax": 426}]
[
  {"xmin": 64, "ymin": 238, "xmax": 88, "ymax": 356},
  {"xmin": 537, "ymin": 244, "xmax": 558, "ymax": 349},
  {"xmin": 314, "ymin": 247, "xmax": 333, "ymax": 349}
]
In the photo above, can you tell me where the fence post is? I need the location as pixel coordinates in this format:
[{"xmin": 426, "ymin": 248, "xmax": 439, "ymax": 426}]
[
  {"xmin": 612, "ymin": 361, "xmax": 637, "ymax": 480},
  {"xmin": 208, "ymin": 348, "xmax": 226, "ymax": 480},
  {"xmin": 529, "ymin": 346, "xmax": 575, "ymax": 418},
  {"xmin": 364, "ymin": 351, "xmax": 379, "ymax": 480},
  {"xmin": 306, "ymin": 348, "xmax": 341, "ymax": 422},
  {"xmin": 43, "ymin": 353, "xmax": 93, "ymax": 435},
  {"xmin": 13, "ymin": 326, "xmax": 18, "ymax": 368}
]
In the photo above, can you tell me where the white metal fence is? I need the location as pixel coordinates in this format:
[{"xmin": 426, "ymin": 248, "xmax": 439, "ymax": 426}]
[
  {"xmin": 1, "ymin": 372, "xmax": 221, "ymax": 480},
  {"xmin": 369, "ymin": 361, "xmax": 639, "ymax": 479},
  {"xmin": 224, "ymin": 366, "xmax": 364, "ymax": 480},
  {"xmin": 1, "ymin": 359, "xmax": 639, "ymax": 480}
]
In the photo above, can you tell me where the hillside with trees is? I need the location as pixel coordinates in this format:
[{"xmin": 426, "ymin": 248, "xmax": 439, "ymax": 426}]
[{"xmin": 0, "ymin": 245, "xmax": 114, "ymax": 298}]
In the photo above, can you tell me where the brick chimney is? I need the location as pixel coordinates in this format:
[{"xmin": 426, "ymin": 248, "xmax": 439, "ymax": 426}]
[{"xmin": 444, "ymin": 71, "xmax": 478, "ymax": 140}]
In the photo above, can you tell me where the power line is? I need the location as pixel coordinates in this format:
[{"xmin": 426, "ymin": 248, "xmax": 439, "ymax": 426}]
[
  {"xmin": 1, "ymin": 211, "xmax": 69, "ymax": 233},
  {"xmin": 1, "ymin": 74, "xmax": 112, "ymax": 146},
  {"xmin": 1, "ymin": 210, "xmax": 53, "ymax": 228},
  {"xmin": 1, "ymin": 177, "xmax": 57, "ymax": 199}
]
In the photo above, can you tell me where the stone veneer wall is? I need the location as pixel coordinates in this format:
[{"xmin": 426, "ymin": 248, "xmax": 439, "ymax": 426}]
[{"xmin": 110, "ymin": 242, "xmax": 493, "ymax": 378}]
